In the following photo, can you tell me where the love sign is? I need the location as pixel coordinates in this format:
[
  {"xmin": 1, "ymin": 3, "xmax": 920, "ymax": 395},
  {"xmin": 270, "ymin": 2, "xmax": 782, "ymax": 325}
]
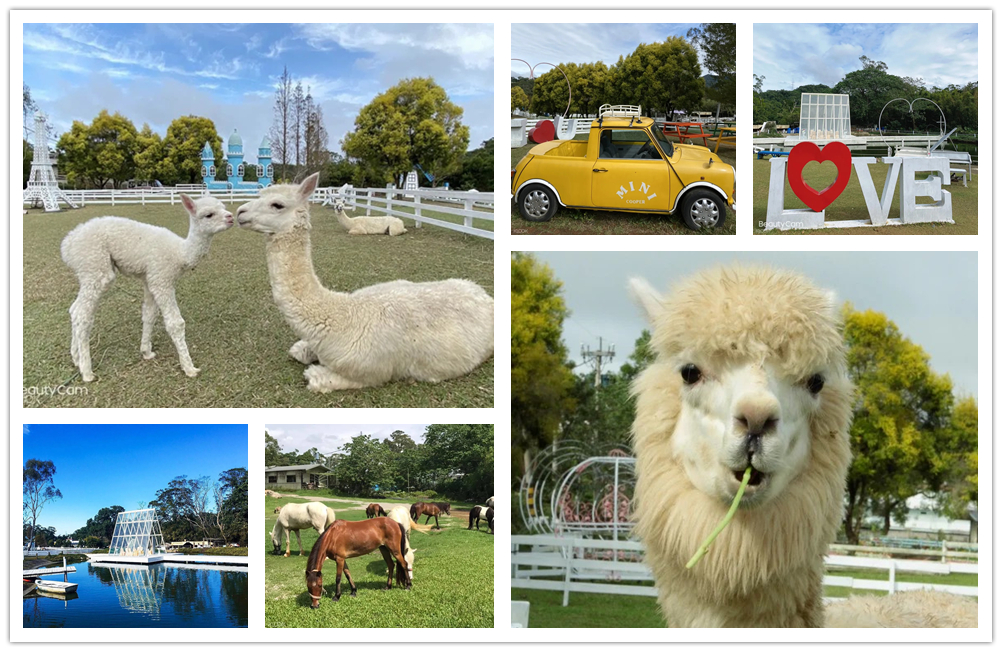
[
  {"xmin": 786, "ymin": 142, "xmax": 852, "ymax": 212},
  {"xmin": 528, "ymin": 120, "xmax": 555, "ymax": 144},
  {"xmin": 764, "ymin": 145, "xmax": 955, "ymax": 230}
]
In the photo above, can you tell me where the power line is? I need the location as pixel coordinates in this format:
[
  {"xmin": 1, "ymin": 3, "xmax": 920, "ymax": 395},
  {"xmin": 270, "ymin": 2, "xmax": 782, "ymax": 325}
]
[{"xmin": 580, "ymin": 337, "xmax": 615, "ymax": 388}]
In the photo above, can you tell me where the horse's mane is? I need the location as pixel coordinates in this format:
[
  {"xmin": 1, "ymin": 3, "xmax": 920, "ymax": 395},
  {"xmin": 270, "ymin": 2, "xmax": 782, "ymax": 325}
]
[
  {"xmin": 396, "ymin": 520, "xmax": 409, "ymax": 556},
  {"xmin": 306, "ymin": 520, "xmax": 343, "ymax": 575}
]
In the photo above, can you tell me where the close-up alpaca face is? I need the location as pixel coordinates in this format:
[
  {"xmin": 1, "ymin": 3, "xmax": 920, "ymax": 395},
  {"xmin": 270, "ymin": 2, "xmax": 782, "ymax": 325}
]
[
  {"xmin": 183, "ymin": 195, "xmax": 234, "ymax": 234},
  {"xmin": 668, "ymin": 354, "xmax": 828, "ymax": 507},
  {"xmin": 236, "ymin": 174, "xmax": 318, "ymax": 235}
]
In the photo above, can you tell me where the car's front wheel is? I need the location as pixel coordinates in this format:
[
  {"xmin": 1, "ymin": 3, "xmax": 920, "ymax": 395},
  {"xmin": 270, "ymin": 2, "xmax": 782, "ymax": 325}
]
[
  {"xmin": 517, "ymin": 184, "xmax": 558, "ymax": 222},
  {"xmin": 680, "ymin": 189, "xmax": 727, "ymax": 230}
]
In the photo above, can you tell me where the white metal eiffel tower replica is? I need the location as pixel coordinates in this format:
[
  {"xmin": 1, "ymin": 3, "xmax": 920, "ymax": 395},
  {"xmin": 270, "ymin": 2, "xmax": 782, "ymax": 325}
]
[{"xmin": 23, "ymin": 111, "xmax": 77, "ymax": 212}]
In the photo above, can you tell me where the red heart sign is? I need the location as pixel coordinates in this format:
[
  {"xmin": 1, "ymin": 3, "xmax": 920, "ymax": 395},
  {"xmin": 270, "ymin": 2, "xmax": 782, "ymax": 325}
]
[
  {"xmin": 786, "ymin": 141, "xmax": 852, "ymax": 212},
  {"xmin": 528, "ymin": 120, "xmax": 555, "ymax": 144}
]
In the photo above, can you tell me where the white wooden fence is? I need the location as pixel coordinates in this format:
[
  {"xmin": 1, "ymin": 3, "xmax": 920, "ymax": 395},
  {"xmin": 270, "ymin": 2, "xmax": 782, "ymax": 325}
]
[
  {"xmin": 25, "ymin": 184, "xmax": 495, "ymax": 240},
  {"xmin": 511, "ymin": 534, "xmax": 978, "ymax": 607}
]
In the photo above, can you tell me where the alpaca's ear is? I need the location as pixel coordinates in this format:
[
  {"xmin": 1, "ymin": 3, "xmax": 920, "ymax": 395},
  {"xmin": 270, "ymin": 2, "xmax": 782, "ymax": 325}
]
[
  {"xmin": 180, "ymin": 193, "xmax": 196, "ymax": 215},
  {"xmin": 298, "ymin": 172, "xmax": 320, "ymax": 202},
  {"xmin": 629, "ymin": 277, "xmax": 664, "ymax": 325}
]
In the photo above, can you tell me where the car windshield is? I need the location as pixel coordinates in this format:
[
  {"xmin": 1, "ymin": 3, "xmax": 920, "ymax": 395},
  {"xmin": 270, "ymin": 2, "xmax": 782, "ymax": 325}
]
[{"xmin": 650, "ymin": 123, "xmax": 675, "ymax": 157}]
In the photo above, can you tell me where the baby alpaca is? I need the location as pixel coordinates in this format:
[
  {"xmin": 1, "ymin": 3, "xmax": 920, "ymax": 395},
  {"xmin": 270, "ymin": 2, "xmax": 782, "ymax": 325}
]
[
  {"xmin": 235, "ymin": 173, "xmax": 493, "ymax": 393},
  {"xmin": 61, "ymin": 194, "xmax": 233, "ymax": 381},
  {"xmin": 332, "ymin": 185, "xmax": 407, "ymax": 236}
]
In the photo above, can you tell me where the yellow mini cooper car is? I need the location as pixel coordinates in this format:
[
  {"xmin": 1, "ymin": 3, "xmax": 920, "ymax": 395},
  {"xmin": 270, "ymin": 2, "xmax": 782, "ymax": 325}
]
[{"xmin": 511, "ymin": 105, "xmax": 736, "ymax": 230}]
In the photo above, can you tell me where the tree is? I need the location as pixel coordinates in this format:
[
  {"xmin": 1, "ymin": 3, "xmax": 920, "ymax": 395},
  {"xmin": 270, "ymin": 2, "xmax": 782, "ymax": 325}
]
[
  {"xmin": 265, "ymin": 431, "xmax": 284, "ymax": 466},
  {"xmin": 423, "ymin": 424, "xmax": 494, "ymax": 500},
  {"xmin": 133, "ymin": 123, "xmax": 164, "ymax": 182},
  {"xmin": 455, "ymin": 138, "xmax": 493, "ymax": 191},
  {"xmin": 841, "ymin": 307, "xmax": 956, "ymax": 543},
  {"xmin": 342, "ymin": 77, "xmax": 470, "ymax": 186},
  {"xmin": 157, "ymin": 115, "xmax": 223, "ymax": 186},
  {"xmin": 511, "ymin": 253, "xmax": 576, "ymax": 479},
  {"xmin": 269, "ymin": 66, "xmax": 294, "ymax": 181},
  {"xmin": 303, "ymin": 88, "xmax": 331, "ymax": 179},
  {"xmin": 292, "ymin": 81, "xmax": 305, "ymax": 170},
  {"xmin": 70, "ymin": 505, "xmax": 124, "ymax": 546},
  {"xmin": 385, "ymin": 430, "xmax": 417, "ymax": 454},
  {"xmin": 687, "ymin": 23, "xmax": 736, "ymax": 110},
  {"xmin": 607, "ymin": 38, "xmax": 704, "ymax": 118},
  {"xmin": 23, "ymin": 459, "xmax": 62, "ymax": 549},
  {"xmin": 834, "ymin": 56, "xmax": 911, "ymax": 129},
  {"xmin": 23, "ymin": 83, "xmax": 37, "ymax": 139},
  {"xmin": 23, "ymin": 139, "xmax": 32, "ymax": 189},
  {"xmin": 336, "ymin": 434, "xmax": 396, "ymax": 495},
  {"xmin": 150, "ymin": 476, "xmax": 215, "ymax": 541},
  {"xmin": 217, "ymin": 468, "xmax": 248, "ymax": 546},
  {"xmin": 511, "ymin": 86, "xmax": 530, "ymax": 113},
  {"xmin": 56, "ymin": 110, "xmax": 138, "ymax": 189},
  {"xmin": 530, "ymin": 62, "xmax": 610, "ymax": 117}
]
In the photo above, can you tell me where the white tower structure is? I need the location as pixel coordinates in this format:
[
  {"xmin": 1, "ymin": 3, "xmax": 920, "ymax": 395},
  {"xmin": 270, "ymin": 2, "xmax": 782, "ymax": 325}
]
[
  {"xmin": 23, "ymin": 111, "xmax": 77, "ymax": 212},
  {"xmin": 108, "ymin": 508, "xmax": 167, "ymax": 557}
]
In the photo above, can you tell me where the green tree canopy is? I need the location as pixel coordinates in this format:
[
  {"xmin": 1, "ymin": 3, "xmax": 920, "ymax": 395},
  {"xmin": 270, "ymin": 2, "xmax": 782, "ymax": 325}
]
[
  {"xmin": 156, "ymin": 115, "xmax": 224, "ymax": 186},
  {"xmin": 688, "ymin": 23, "xmax": 736, "ymax": 110},
  {"xmin": 841, "ymin": 306, "xmax": 961, "ymax": 543},
  {"xmin": 512, "ymin": 86, "xmax": 530, "ymax": 113},
  {"xmin": 69, "ymin": 505, "xmax": 125, "ymax": 546},
  {"xmin": 56, "ymin": 110, "xmax": 138, "ymax": 189},
  {"xmin": 607, "ymin": 37, "xmax": 704, "ymax": 118},
  {"xmin": 511, "ymin": 253, "xmax": 575, "ymax": 480},
  {"xmin": 23, "ymin": 459, "xmax": 62, "ymax": 548},
  {"xmin": 455, "ymin": 138, "xmax": 493, "ymax": 191},
  {"xmin": 342, "ymin": 77, "xmax": 470, "ymax": 186}
]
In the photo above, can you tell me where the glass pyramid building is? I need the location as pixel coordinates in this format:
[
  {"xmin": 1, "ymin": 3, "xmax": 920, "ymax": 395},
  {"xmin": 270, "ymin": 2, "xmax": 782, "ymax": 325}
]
[{"xmin": 108, "ymin": 509, "xmax": 167, "ymax": 556}]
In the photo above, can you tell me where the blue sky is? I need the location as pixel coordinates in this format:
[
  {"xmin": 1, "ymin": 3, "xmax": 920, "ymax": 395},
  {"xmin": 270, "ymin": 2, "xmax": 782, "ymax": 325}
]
[
  {"xmin": 266, "ymin": 424, "xmax": 432, "ymax": 459},
  {"xmin": 512, "ymin": 23, "xmax": 709, "ymax": 77},
  {"xmin": 23, "ymin": 424, "xmax": 247, "ymax": 536},
  {"xmin": 754, "ymin": 23, "xmax": 978, "ymax": 91},
  {"xmin": 23, "ymin": 23, "xmax": 494, "ymax": 156}
]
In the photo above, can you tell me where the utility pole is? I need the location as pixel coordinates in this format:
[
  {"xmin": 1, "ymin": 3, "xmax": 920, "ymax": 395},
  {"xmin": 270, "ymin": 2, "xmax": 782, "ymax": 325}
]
[{"xmin": 581, "ymin": 337, "xmax": 616, "ymax": 388}]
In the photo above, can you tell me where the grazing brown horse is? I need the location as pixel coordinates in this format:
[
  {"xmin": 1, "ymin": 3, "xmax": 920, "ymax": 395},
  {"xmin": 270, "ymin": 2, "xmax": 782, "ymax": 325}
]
[
  {"xmin": 305, "ymin": 517, "xmax": 412, "ymax": 609},
  {"xmin": 365, "ymin": 503, "xmax": 387, "ymax": 519},
  {"xmin": 410, "ymin": 502, "xmax": 443, "ymax": 529}
]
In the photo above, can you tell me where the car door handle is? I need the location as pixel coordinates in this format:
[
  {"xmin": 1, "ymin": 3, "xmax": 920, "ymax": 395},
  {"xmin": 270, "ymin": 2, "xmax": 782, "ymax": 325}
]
[{"xmin": 592, "ymin": 168, "xmax": 608, "ymax": 173}]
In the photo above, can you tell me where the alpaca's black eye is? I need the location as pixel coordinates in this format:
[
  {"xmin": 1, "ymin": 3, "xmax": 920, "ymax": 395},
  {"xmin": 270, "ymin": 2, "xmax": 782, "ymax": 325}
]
[
  {"xmin": 271, "ymin": 202, "xmax": 284, "ymax": 209},
  {"xmin": 680, "ymin": 364, "xmax": 702, "ymax": 385},
  {"xmin": 806, "ymin": 373, "xmax": 825, "ymax": 395}
]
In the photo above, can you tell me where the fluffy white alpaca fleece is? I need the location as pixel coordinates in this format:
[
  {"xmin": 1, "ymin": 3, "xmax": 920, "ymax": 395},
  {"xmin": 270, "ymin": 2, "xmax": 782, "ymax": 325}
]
[
  {"xmin": 332, "ymin": 188, "xmax": 407, "ymax": 236},
  {"xmin": 60, "ymin": 195, "xmax": 233, "ymax": 381},
  {"xmin": 827, "ymin": 590, "xmax": 976, "ymax": 627},
  {"xmin": 630, "ymin": 265, "xmax": 854, "ymax": 627},
  {"xmin": 236, "ymin": 173, "xmax": 493, "ymax": 392}
]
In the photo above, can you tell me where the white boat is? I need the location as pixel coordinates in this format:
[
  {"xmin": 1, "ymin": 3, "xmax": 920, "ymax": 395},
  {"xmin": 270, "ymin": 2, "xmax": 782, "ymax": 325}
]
[{"xmin": 33, "ymin": 579, "xmax": 78, "ymax": 594}]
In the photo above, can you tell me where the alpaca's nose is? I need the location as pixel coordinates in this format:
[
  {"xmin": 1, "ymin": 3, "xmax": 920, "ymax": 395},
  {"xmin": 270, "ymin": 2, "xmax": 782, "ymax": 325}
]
[{"xmin": 734, "ymin": 398, "xmax": 780, "ymax": 437}]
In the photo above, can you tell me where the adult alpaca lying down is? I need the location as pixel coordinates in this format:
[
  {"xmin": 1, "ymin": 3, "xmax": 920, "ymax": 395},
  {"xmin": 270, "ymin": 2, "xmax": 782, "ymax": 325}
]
[
  {"xmin": 235, "ymin": 173, "xmax": 494, "ymax": 393},
  {"xmin": 629, "ymin": 265, "xmax": 976, "ymax": 628}
]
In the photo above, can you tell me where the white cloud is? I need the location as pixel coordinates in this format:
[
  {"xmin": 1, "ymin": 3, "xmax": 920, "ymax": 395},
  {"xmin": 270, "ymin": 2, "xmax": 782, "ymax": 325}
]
[{"xmin": 265, "ymin": 424, "xmax": 431, "ymax": 455}]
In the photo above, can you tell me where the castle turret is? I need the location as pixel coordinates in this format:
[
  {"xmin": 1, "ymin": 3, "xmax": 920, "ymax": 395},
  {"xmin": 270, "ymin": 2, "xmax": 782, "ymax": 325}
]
[
  {"xmin": 200, "ymin": 141, "xmax": 216, "ymax": 186},
  {"xmin": 256, "ymin": 135, "xmax": 273, "ymax": 187},
  {"xmin": 226, "ymin": 129, "xmax": 244, "ymax": 187}
]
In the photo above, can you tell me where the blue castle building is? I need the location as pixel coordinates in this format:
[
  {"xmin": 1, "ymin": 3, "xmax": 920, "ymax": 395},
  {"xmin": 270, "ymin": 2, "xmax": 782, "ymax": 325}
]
[{"xmin": 201, "ymin": 129, "xmax": 273, "ymax": 190}]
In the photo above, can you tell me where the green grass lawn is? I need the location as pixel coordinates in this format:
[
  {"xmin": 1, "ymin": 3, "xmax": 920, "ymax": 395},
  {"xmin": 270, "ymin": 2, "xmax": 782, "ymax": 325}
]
[
  {"xmin": 751, "ymin": 155, "xmax": 979, "ymax": 234},
  {"xmin": 264, "ymin": 496, "xmax": 493, "ymax": 627},
  {"xmin": 510, "ymin": 136, "xmax": 738, "ymax": 235},
  {"xmin": 512, "ymin": 566, "xmax": 977, "ymax": 627},
  {"xmin": 270, "ymin": 488, "xmax": 475, "ymax": 510},
  {"xmin": 22, "ymin": 201, "xmax": 493, "ymax": 408}
]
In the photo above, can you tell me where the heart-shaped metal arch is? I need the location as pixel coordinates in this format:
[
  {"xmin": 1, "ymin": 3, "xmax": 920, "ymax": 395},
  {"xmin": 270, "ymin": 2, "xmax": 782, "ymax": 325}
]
[{"xmin": 877, "ymin": 98, "xmax": 947, "ymax": 138}]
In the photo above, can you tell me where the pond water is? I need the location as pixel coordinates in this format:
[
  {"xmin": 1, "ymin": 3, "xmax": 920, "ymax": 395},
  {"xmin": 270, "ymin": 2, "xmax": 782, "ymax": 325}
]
[{"xmin": 23, "ymin": 562, "xmax": 247, "ymax": 628}]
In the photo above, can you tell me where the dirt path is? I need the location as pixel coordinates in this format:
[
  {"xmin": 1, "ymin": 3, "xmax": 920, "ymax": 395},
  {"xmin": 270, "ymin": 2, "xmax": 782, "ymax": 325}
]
[{"xmin": 269, "ymin": 492, "xmax": 470, "ymax": 528}]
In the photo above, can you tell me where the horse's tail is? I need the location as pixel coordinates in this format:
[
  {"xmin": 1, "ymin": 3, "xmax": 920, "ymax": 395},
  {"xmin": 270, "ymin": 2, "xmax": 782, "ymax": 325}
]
[
  {"xmin": 468, "ymin": 507, "xmax": 477, "ymax": 529},
  {"xmin": 408, "ymin": 516, "xmax": 433, "ymax": 533}
]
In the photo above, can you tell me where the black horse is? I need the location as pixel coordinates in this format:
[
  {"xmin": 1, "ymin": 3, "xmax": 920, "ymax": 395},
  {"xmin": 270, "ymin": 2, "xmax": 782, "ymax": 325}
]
[{"xmin": 468, "ymin": 505, "xmax": 492, "ymax": 532}]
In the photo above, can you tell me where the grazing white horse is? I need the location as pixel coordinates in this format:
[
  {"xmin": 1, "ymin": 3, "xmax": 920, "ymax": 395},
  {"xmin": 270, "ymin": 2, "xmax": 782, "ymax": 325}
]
[
  {"xmin": 386, "ymin": 505, "xmax": 431, "ymax": 581},
  {"xmin": 271, "ymin": 502, "xmax": 336, "ymax": 557}
]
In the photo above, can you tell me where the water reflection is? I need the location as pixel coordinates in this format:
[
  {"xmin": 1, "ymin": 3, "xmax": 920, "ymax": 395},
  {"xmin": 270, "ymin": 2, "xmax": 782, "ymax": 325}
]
[{"xmin": 24, "ymin": 562, "xmax": 247, "ymax": 628}]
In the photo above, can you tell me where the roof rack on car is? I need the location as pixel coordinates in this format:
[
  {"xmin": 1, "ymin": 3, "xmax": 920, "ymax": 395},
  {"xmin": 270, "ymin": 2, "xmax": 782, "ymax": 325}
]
[{"xmin": 599, "ymin": 104, "xmax": 642, "ymax": 118}]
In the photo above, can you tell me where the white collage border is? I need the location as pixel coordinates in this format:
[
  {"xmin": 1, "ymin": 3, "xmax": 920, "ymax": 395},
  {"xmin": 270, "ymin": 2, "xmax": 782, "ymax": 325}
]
[{"xmin": 8, "ymin": 3, "xmax": 994, "ymax": 646}]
